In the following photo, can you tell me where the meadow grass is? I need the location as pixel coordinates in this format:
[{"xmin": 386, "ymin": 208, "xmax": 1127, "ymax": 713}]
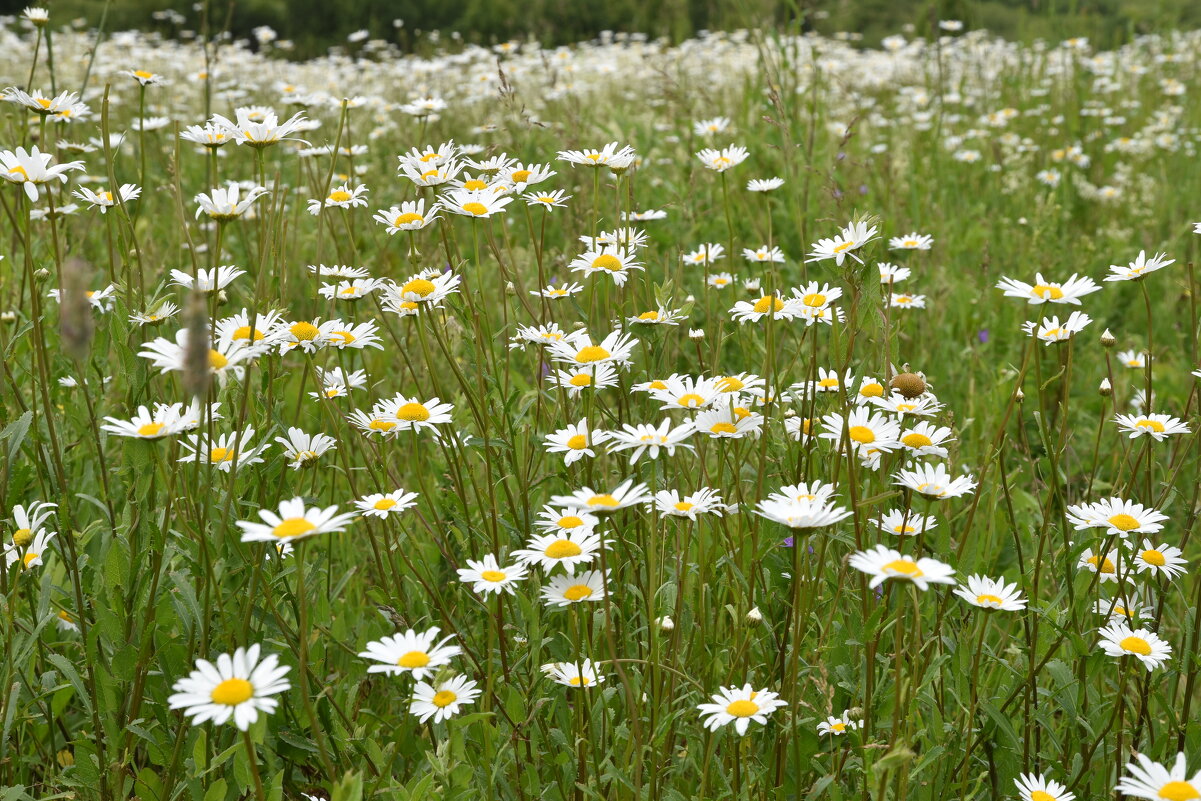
[{"xmin": 2, "ymin": 10, "xmax": 1201, "ymax": 801}]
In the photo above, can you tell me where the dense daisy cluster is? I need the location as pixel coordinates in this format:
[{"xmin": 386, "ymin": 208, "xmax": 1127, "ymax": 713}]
[{"xmin": 2, "ymin": 7, "xmax": 1201, "ymax": 801}]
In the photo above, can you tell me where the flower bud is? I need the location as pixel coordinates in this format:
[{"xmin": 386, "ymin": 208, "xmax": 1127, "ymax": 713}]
[
  {"xmin": 1015, "ymin": 388, "xmax": 1025, "ymax": 403},
  {"xmin": 1099, "ymin": 378, "xmax": 1112, "ymax": 396},
  {"xmin": 745, "ymin": 606, "xmax": 763, "ymax": 625},
  {"xmin": 656, "ymin": 616, "xmax": 675, "ymax": 632},
  {"xmin": 1101, "ymin": 328, "xmax": 1116, "ymax": 347},
  {"xmin": 688, "ymin": 329, "xmax": 705, "ymax": 340}
]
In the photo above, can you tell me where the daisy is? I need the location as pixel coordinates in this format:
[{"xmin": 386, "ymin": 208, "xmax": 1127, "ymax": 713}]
[
  {"xmin": 170, "ymin": 265, "xmax": 246, "ymax": 293},
  {"xmin": 501, "ymin": 162, "xmax": 555, "ymax": 186},
  {"xmin": 544, "ymin": 660, "xmax": 605, "ymax": 688},
  {"xmin": 569, "ymin": 247, "xmax": 644, "ymax": 286},
  {"xmin": 551, "ymin": 478, "xmax": 652, "ymax": 514},
  {"xmin": 695, "ymin": 145, "xmax": 750, "ymax": 172},
  {"xmin": 729, "ymin": 294, "xmax": 802, "ymax": 323},
  {"xmin": 953, "ymin": 575, "xmax": 1027, "ymax": 610},
  {"xmin": 1014, "ymin": 773, "xmax": 1074, "ymax": 801},
  {"xmin": 215, "ymin": 309, "xmax": 285, "ymax": 346},
  {"xmin": 354, "ymin": 489, "xmax": 419, "ymax": 519},
  {"xmin": 1114, "ymin": 413, "xmax": 1191, "ymax": 441},
  {"xmin": 544, "ymin": 419, "xmax": 609, "ymax": 465},
  {"xmin": 178, "ymin": 429, "xmax": 268, "ymax": 472},
  {"xmin": 1096, "ymin": 623, "xmax": 1172, "ymax": 670},
  {"xmin": 868, "ymin": 393, "xmax": 943, "ymax": 418},
  {"xmin": 628, "ymin": 307, "xmax": 685, "ymax": 326},
  {"xmin": 653, "ymin": 488, "xmax": 728, "ymax": 519},
  {"xmin": 510, "ymin": 322, "xmax": 568, "ymax": 350},
  {"xmin": 0, "ymin": 146, "xmax": 84, "ymax": 201},
  {"xmin": 440, "ymin": 188, "xmax": 512, "ymax": 218},
  {"xmin": 756, "ymin": 497, "xmax": 852, "ymax": 530},
  {"xmin": 359, "ymin": 628, "xmax": 462, "ymax": 679},
  {"xmin": 557, "ymin": 142, "xmax": 636, "ymax": 169},
  {"xmin": 1023, "ymin": 311, "xmax": 1092, "ymax": 344},
  {"xmin": 1094, "ymin": 594, "xmax": 1151, "ymax": 623},
  {"xmin": 819, "ymin": 409, "xmax": 902, "ymax": 455},
  {"xmin": 10, "ymin": 502, "xmax": 56, "ymax": 544},
  {"xmin": 606, "ymin": 419, "xmax": 694, "ymax": 464},
  {"xmin": 409, "ymin": 676, "xmax": 480, "ymax": 723},
  {"xmin": 889, "ymin": 232, "xmax": 934, "ymax": 250},
  {"xmin": 308, "ymin": 183, "xmax": 369, "ymax": 214},
  {"xmin": 1066, "ymin": 497, "xmax": 1168, "ymax": 539},
  {"xmin": 47, "ymin": 285, "xmax": 118, "ymax": 312},
  {"xmin": 692, "ymin": 404, "xmax": 764, "ymax": 439},
  {"xmin": 551, "ymin": 364, "xmax": 620, "ymax": 395},
  {"xmin": 747, "ymin": 177, "xmax": 784, "ymax": 192},
  {"xmin": 696, "ymin": 684, "xmax": 787, "ymax": 734},
  {"xmin": 683, "ymin": 244, "xmax": 725, "ymax": 265},
  {"xmin": 309, "ymin": 367, "xmax": 368, "ymax": 400},
  {"xmin": 399, "ymin": 161, "xmax": 462, "ymax": 188},
  {"xmin": 456, "ymin": 554, "xmax": 528, "ymax": 595},
  {"xmin": 275, "ymin": 428, "xmax": 337, "ymax": 470},
  {"xmin": 180, "ymin": 123, "xmax": 230, "ymax": 148},
  {"xmin": 194, "ymin": 183, "xmax": 269, "ymax": 221},
  {"xmin": 1117, "ymin": 350, "xmax": 1149, "ymax": 369},
  {"xmin": 878, "ymin": 263, "xmax": 911, "ymax": 283},
  {"xmin": 649, "ymin": 375, "xmax": 722, "ymax": 410},
  {"xmin": 347, "ymin": 408, "xmax": 401, "ymax": 438},
  {"xmin": 531, "ymin": 282, "xmax": 584, "ymax": 300},
  {"xmin": 525, "ymin": 189, "xmax": 571, "ymax": 210},
  {"xmin": 849, "ymin": 545, "xmax": 956, "ymax": 590},
  {"xmin": 100, "ymin": 404, "xmax": 191, "ymax": 439},
  {"xmin": 996, "ymin": 273, "xmax": 1101, "ymax": 305},
  {"xmin": 378, "ymin": 395, "xmax": 454, "ymax": 432},
  {"xmin": 894, "ymin": 463, "xmax": 976, "ymax": 499},
  {"xmin": 898, "ymin": 421, "xmax": 954, "ymax": 458},
  {"xmin": 890, "ymin": 293, "xmax": 927, "ymax": 309},
  {"xmin": 541, "ymin": 570, "xmax": 608, "ymax": 607},
  {"xmin": 167, "ymin": 644, "xmax": 290, "ymax": 730},
  {"xmin": 138, "ymin": 330, "xmax": 255, "ymax": 379},
  {"xmin": 4, "ymin": 529, "xmax": 56, "ymax": 570},
  {"xmin": 374, "ymin": 199, "xmax": 440, "ymax": 233},
  {"xmin": 1115, "ymin": 752, "xmax": 1201, "ymax": 801},
  {"xmin": 533, "ymin": 506, "xmax": 600, "ymax": 537},
  {"xmin": 693, "ymin": 117, "xmax": 730, "ymax": 136},
  {"xmin": 816, "ymin": 712, "xmax": 860, "ymax": 736},
  {"xmin": 547, "ymin": 330, "xmax": 638, "ymax": 368},
  {"xmin": 73, "ymin": 184, "xmax": 141, "ymax": 213},
  {"xmin": 872, "ymin": 508, "xmax": 938, "ymax": 536},
  {"xmin": 129, "ymin": 301, "xmax": 180, "ymax": 326},
  {"xmin": 707, "ymin": 272, "xmax": 737, "ymax": 289},
  {"xmin": 210, "ymin": 108, "xmax": 310, "ymax": 148},
  {"xmin": 1076, "ymin": 547, "xmax": 1127, "ymax": 582},
  {"xmin": 237, "ymin": 497, "xmax": 356, "ymax": 543},
  {"xmin": 1133, "ymin": 539, "xmax": 1187, "ymax": 579},
  {"xmin": 1105, "ymin": 250, "xmax": 1174, "ymax": 281},
  {"xmin": 2, "ymin": 87, "xmax": 78, "ymax": 115},
  {"xmin": 741, "ymin": 245, "xmax": 786, "ymax": 263},
  {"xmin": 806, "ymin": 220, "xmax": 879, "ymax": 266},
  {"xmin": 512, "ymin": 529, "xmax": 604, "ymax": 574}
]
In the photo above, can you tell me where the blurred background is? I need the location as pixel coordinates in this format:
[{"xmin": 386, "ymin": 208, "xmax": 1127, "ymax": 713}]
[{"xmin": 17, "ymin": 0, "xmax": 1201, "ymax": 57}]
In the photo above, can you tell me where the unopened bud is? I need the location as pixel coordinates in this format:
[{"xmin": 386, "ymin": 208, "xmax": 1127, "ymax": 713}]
[
  {"xmin": 505, "ymin": 282, "xmax": 516, "ymax": 295},
  {"xmin": 1099, "ymin": 378, "xmax": 1112, "ymax": 396},
  {"xmin": 216, "ymin": 289, "xmax": 229, "ymax": 307},
  {"xmin": 34, "ymin": 268, "xmax": 50, "ymax": 280},
  {"xmin": 688, "ymin": 328, "xmax": 705, "ymax": 340},
  {"xmin": 656, "ymin": 616, "xmax": 675, "ymax": 631},
  {"xmin": 1015, "ymin": 388, "xmax": 1025, "ymax": 402},
  {"xmin": 745, "ymin": 606, "xmax": 763, "ymax": 625},
  {"xmin": 1101, "ymin": 328, "xmax": 1116, "ymax": 347},
  {"xmin": 1, "ymin": 311, "xmax": 15, "ymax": 324}
]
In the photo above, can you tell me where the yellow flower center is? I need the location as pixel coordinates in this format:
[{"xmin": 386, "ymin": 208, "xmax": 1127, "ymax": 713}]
[
  {"xmin": 563, "ymin": 584, "xmax": 593, "ymax": 601},
  {"xmin": 674, "ymin": 502, "xmax": 694, "ymax": 511},
  {"xmin": 710, "ymin": 422, "xmax": 738, "ymax": 434},
  {"xmin": 373, "ymin": 499, "xmax": 397, "ymax": 510},
  {"xmin": 402, "ymin": 278, "xmax": 436, "ymax": 297},
  {"xmin": 462, "ymin": 179, "xmax": 487, "ymax": 190},
  {"xmin": 883, "ymin": 559, "xmax": 923, "ymax": 577},
  {"xmin": 557, "ymin": 516, "xmax": 583, "ymax": 528},
  {"xmin": 902, "ymin": 432, "xmax": 932, "ymax": 448},
  {"xmin": 209, "ymin": 678, "xmax": 254, "ymax": 706},
  {"xmin": 818, "ymin": 378, "xmax": 840, "ymax": 388},
  {"xmin": 1030, "ymin": 792, "xmax": 1055, "ymax": 801},
  {"xmin": 461, "ymin": 201, "xmax": 488, "ymax": 216},
  {"xmin": 13, "ymin": 528, "xmax": 32, "ymax": 547},
  {"xmin": 35, "ymin": 98, "xmax": 52, "ymax": 109},
  {"xmin": 802, "ymin": 293, "xmax": 826, "ymax": 307},
  {"xmin": 752, "ymin": 296, "xmax": 785, "ymax": 314},
  {"xmin": 397, "ymin": 651, "xmax": 430, "ymax": 668},
  {"xmin": 1157, "ymin": 782, "xmax": 1200, "ymax": 801},
  {"xmin": 575, "ymin": 346, "xmax": 610, "ymax": 363},
  {"xmin": 396, "ymin": 403, "xmax": 430, "ymax": 421},
  {"xmin": 677, "ymin": 393, "xmax": 704, "ymax": 407},
  {"xmin": 1135, "ymin": 419, "xmax": 1165, "ymax": 432},
  {"xmin": 569, "ymin": 373, "xmax": 592, "ymax": 387},
  {"xmin": 209, "ymin": 350, "xmax": 228, "ymax": 370},
  {"xmin": 394, "ymin": 212, "xmax": 423, "ymax": 226},
  {"xmin": 587, "ymin": 494, "xmax": 619, "ymax": 508},
  {"xmin": 592, "ymin": 254, "xmax": 623, "ymax": 272},
  {"xmin": 568, "ymin": 676, "xmax": 590, "ymax": 685},
  {"xmin": 1141, "ymin": 549, "xmax": 1166, "ymax": 566},
  {"xmin": 133, "ymin": 70, "xmax": 154, "ymax": 80},
  {"xmin": 290, "ymin": 321, "xmax": 320, "ymax": 341},
  {"xmin": 368, "ymin": 419, "xmax": 396, "ymax": 432},
  {"xmin": 545, "ymin": 539, "xmax": 583, "ymax": 559},
  {"xmin": 833, "ymin": 240, "xmax": 855, "ymax": 253},
  {"xmin": 272, "ymin": 517, "xmax": 316, "ymax": 538},
  {"xmin": 1087, "ymin": 555, "xmax": 1116, "ymax": 573},
  {"xmin": 209, "ymin": 447, "xmax": 235, "ymax": 462},
  {"xmin": 511, "ymin": 169, "xmax": 531, "ymax": 183},
  {"xmin": 432, "ymin": 690, "xmax": 457, "ymax": 707},
  {"xmin": 231, "ymin": 325, "xmax": 265, "ymax": 341},
  {"xmin": 859, "ymin": 382, "xmax": 884, "ymax": 397},
  {"xmin": 848, "ymin": 425, "xmax": 875, "ymax": 444},
  {"xmin": 638, "ymin": 311, "xmax": 659, "ymax": 321},
  {"xmin": 328, "ymin": 190, "xmax": 353, "ymax": 203},
  {"xmin": 892, "ymin": 524, "xmax": 916, "ymax": 534},
  {"xmin": 1032, "ymin": 285, "xmax": 1064, "ymax": 300},
  {"xmin": 9, "ymin": 165, "xmax": 29, "ymax": 178},
  {"xmin": 1119, "ymin": 636, "xmax": 1152, "ymax": 656},
  {"xmin": 976, "ymin": 594, "xmax": 1003, "ymax": 606},
  {"xmin": 1108, "ymin": 513, "xmax": 1141, "ymax": 531},
  {"xmin": 480, "ymin": 570, "xmax": 506, "ymax": 582},
  {"xmin": 137, "ymin": 422, "xmax": 166, "ymax": 437},
  {"xmin": 726, "ymin": 700, "xmax": 759, "ymax": 717},
  {"xmin": 566, "ymin": 434, "xmax": 588, "ymax": 449}
]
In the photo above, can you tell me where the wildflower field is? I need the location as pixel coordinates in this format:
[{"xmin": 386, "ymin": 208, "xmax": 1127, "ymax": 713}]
[{"xmin": 4, "ymin": 8, "xmax": 1201, "ymax": 801}]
